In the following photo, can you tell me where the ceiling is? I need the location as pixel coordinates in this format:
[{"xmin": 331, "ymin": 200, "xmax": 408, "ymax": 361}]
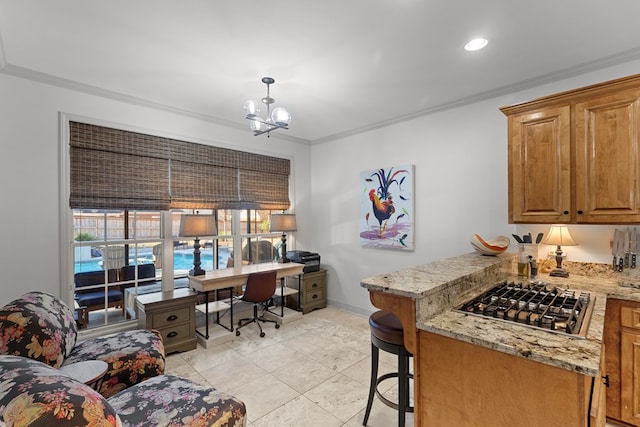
[{"xmin": 2, "ymin": 1, "xmax": 640, "ymax": 145}]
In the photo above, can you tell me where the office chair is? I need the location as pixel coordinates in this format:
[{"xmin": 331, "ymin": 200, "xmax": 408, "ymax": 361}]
[{"xmin": 235, "ymin": 270, "xmax": 280, "ymax": 337}]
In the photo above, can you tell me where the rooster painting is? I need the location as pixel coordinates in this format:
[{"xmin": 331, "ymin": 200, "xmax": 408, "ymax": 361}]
[
  {"xmin": 369, "ymin": 189, "xmax": 394, "ymax": 237},
  {"xmin": 360, "ymin": 165, "xmax": 413, "ymax": 250}
]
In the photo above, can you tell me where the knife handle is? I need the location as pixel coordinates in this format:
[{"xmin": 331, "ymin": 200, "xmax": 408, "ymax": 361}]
[
  {"xmin": 614, "ymin": 256, "xmax": 618, "ymax": 270},
  {"xmin": 625, "ymin": 253, "xmax": 630, "ymax": 268},
  {"xmin": 632, "ymin": 254, "xmax": 636, "ymax": 269},
  {"xmin": 619, "ymin": 257, "xmax": 624, "ymax": 272}
]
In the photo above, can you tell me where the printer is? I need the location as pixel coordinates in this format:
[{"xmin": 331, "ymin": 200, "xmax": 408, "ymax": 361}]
[{"xmin": 286, "ymin": 250, "xmax": 321, "ymax": 273}]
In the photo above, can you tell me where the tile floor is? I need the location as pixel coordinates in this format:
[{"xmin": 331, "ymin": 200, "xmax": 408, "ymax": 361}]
[{"xmin": 164, "ymin": 306, "xmax": 412, "ymax": 426}]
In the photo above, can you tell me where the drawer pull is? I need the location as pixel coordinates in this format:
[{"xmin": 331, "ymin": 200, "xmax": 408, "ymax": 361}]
[
  {"xmin": 166, "ymin": 315, "xmax": 178, "ymax": 322},
  {"xmin": 167, "ymin": 331, "xmax": 178, "ymax": 338},
  {"xmin": 312, "ymin": 294, "xmax": 318, "ymax": 299},
  {"xmin": 311, "ymin": 283, "xmax": 318, "ymax": 288}
]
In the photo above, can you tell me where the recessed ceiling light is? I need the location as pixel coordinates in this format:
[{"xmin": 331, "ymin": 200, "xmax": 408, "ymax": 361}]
[{"xmin": 464, "ymin": 38, "xmax": 488, "ymax": 52}]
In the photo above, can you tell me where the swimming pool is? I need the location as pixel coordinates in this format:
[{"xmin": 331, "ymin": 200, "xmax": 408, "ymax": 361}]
[{"xmin": 74, "ymin": 249, "xmax": 229, "ymax": 273}]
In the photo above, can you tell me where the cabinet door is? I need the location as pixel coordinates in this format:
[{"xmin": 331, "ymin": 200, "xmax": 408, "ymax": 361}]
[
  {"xmin": 575, "ymin": 89, "xmax": 640, "ymax": 223},
  {"xmin": 590, "ymin": 342, "xmax": 607, "ymax": 427},
  {"xmin": 621, "ymin": 330, "xmax": 640, "ymax": 425},
  {"xmin": 508, "ymin": 106, "xmax": 571, "ymax": 223}
]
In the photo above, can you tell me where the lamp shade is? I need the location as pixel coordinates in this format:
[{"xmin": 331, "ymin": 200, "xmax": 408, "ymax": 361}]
[
  {"xmin": 179, "ymin": 214, "xmax": 217, "ymax": 238},
  {"xmin": 542, "ymin": 224, "xmax": 577, "ymax": 246},
  {"xmin": 270, "ymin": 214, "xmax": 297, "ymax": 232}
]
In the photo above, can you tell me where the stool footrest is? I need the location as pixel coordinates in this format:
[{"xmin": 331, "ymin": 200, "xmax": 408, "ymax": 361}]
[{"xmin": 374, "ymin": 372, "xmax": 414, "ymax": 413}]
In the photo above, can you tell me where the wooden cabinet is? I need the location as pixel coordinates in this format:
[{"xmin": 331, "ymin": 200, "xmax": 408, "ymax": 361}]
[
  {"xmin": 604, "ymin": 298, "xmax": 640, "ymax": 426},
  {"xmin": 501, "ymin": 73, "xmax": 640, "ymax": 224},
  {"xmin": 136, "ymin": 288, "xmax": 197, "ymax": 354},
  {"xmin": 506, "ymin": 105, "xmax": 571, "ymax": 222},
  {"xmin": 419, "ymin": 331, "xmax": 596, "ymax": 426},
  {"xmin": 285, "ymin": 269, "xmax": 327, "ymax": 314},
  {"xmin": 575, "ymin": 90, "xmax": 640, "ymax": 222}
]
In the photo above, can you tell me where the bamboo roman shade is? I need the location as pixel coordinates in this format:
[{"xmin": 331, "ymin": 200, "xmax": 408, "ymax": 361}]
[{"xmin": 69, "ymin": 122, "xmax": 290, "ymax": 211}]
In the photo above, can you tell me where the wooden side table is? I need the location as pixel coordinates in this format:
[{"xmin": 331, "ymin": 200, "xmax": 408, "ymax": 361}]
[
  {"xmin": 60, "ymin": 360, "xmax": 108, "ymax": 390},
  {"xmin": 136, "ymin": 288, "xmax": 197, "ymax": 354}
]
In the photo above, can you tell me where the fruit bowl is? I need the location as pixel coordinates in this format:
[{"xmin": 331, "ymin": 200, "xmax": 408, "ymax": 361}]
[{"xmin": 470, "ymin": 234, "xmax": 510, "ymax": 256}]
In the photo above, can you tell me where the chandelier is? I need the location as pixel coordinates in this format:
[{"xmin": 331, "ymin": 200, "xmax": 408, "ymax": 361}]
[{"xmin": 243, "ymin": 77, "xmax": 291, "ymax": 137}]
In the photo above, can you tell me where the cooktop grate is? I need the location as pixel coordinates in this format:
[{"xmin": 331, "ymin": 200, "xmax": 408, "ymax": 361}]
[{"xmin": 455, "ymin": 281, "xmax": 594, "ymax": 338}]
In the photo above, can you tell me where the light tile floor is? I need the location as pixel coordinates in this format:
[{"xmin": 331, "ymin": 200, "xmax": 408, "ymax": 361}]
[{"xmin": 165, "ymin": 306, "xmax": 412, "ymax": 427}]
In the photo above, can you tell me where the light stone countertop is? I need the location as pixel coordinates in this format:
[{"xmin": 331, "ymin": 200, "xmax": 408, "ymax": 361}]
[{"xmin": 361, "ymin": 252, "xmax": 640, "ymax": 377}]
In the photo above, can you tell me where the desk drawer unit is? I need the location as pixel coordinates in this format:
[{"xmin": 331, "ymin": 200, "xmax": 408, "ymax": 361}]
[
  {"xmin": 136, "ymin": 289, "xmax": 197, "ymax": 354},
  {"xmin": 151, "ymin": 307, "xmax": 192, "ymax": 329},
  {"xmin": 286, "ymin": 269, "xmax": 327, "ymax": 314}
]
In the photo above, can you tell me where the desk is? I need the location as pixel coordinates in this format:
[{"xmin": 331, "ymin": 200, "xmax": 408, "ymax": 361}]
[{"xmin": 189, "ymin": 262, "xmax": 304, "ymax": 339}]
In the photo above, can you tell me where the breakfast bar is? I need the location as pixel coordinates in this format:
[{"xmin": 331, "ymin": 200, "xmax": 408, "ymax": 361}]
[{"xmin": 361, "ymin": 252, "xmax": 640, "ymax": 426}]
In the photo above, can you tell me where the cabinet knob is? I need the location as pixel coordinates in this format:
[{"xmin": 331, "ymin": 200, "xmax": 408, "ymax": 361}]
[
  {"xmin": 312, "ymin": 294, "xmax": 318, "ymax": 299},
  {"xmin": 563, "ymin": 210, "xmax": 569, "ymax": 215},
  {"xmin": 167, "ymin": 315, "xmax": 178, "ymax": 322},
  {"xmin": 311, "ymin": 283, "xmax": 318, "ymax": 288},
  {"xmin": 167, "ymin": 331, "xmax": 178, "ymax": 338},
  {"xmin": 577, "ymin": 210, "xmax": 583, "ymax": 215}
]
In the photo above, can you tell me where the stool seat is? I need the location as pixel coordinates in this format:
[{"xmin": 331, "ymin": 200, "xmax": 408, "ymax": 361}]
[
  {"xmin": 364, "ymin": 310, "xmax": 413, "ymax": 427},
  {"xmin": 369, "ymin": 309, "xmax": 405, "ymax": 346}
]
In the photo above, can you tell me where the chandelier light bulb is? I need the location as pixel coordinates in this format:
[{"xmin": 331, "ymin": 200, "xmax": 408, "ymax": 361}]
[
  {"xmin": 271, "ymin": 107, "xmax": 291, "ymax": 125},
  {"xmin": 249, "ymin": 119, "xmax": 265, "ymax": 132},
  {"xmin": 243, "ymin": 100, "xmax": 261, "ymax": 117}
]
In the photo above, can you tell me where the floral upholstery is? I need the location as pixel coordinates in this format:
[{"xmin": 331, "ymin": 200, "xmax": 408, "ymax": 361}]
[
  {"xmin": 109, "ymin": 375, "xmax": 247, "ymax": 427},
  {"xmin": 0, "ymin": 291, "xmax": 78, "ymax": 368},
  {"xmin": 0, "ymin": 291, "xmax": 165, "ymax": 398},
  {"xmin": 0, "ymin": 356, "xmax": 247, "ymax": 427},
  {"xmin": 0, "ymin": 355, "xmax": 121, "ymax": 426},
  {"xmin": 64, "ymin": 329, "xmax": 165, "ymax": 398}
]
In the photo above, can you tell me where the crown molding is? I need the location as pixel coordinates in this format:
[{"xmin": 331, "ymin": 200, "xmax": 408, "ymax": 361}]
[
  {"xmin": 0, "ymin": 63, "xmax": 312, "ymax": 146},
  {"xmin": 311, "ymin": 46, "xmax": 640, "ymax": 145}
]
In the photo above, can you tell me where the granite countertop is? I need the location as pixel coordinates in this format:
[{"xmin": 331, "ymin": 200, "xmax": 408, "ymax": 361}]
[{"xmin": 361, "ymin": 252, "xmax": 640, "ymax": 377}]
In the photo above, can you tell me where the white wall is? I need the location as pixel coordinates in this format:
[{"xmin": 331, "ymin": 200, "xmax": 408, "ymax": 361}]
[
  {"xmin": 0, "ymin": 73, "xmax": 312, "ymax": 304},
  {"xmin": 311, "ymin": 59, "xmax": 640, "ymax": 316}
]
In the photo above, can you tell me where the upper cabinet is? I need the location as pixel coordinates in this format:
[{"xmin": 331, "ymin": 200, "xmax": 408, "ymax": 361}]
[{"xmin": 501, "ymin": 74, "xmax": 640, "ymax": 224}]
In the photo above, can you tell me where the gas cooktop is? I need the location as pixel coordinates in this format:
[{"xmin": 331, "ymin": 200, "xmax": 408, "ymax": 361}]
[{"xmin": 455, "ymin": 281, "xmax": 594, "ymax": 338}]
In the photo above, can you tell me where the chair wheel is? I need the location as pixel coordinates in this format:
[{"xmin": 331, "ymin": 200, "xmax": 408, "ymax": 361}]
[
  {"xmin": 236, "ymin": 330, "xmax": 240, "ymax": 336},
  {"xmin": 275, "ymin": 323, "xmax": 280, "ymax": 329},
  {"xmin": 260, "ymin": 332, "xmax": 265, "ymax": 338}
]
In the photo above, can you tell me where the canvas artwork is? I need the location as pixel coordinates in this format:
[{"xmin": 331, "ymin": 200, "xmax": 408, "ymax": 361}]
[{"xmin": 359, "ymin": 165, "xmax": 414, "ymax": 250}]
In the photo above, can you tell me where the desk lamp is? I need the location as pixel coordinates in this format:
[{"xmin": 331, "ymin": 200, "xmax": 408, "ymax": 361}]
[
  {"xmin": 542, "ymin": 224, "xmax": 577, "ymax": 278},
  {"xmin": 179, "ymin": 214, "xmax": 216, "ymax": 276},
  {"xmin": 270, "ymin": 213, "xmax": 297, "ymax": 263}
]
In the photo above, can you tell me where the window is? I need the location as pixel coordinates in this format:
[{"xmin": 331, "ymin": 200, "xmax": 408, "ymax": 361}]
[
  {"xmin": 65, "ymin": 119, "xmax": 292, "ymax": 330},
  {"xmin": 71, "ymin": 208, "xmax": 282, "ymax": 329},
  {"xmin": 72, "ymin": 210, "xmax": 163, "ymax": 329}
]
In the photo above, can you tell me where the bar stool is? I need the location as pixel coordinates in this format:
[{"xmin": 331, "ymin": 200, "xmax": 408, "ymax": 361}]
[{"xmin": 363, "ymin": 310, "xmax": 413, "ymax": 427}]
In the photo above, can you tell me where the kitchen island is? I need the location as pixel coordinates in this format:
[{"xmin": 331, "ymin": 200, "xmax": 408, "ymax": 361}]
[{"xmin": 361, "ymin": 252, "xmax": 640, "ymax": 426}]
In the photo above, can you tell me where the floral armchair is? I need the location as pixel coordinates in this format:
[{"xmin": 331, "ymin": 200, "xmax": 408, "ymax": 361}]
[
  {"xmin": 0, "ymin": 291, "xmax": 164, "ymax": 397},
  {"xmin": 0, "ymin": 355, "xmax": 247, "ymax": 426}
]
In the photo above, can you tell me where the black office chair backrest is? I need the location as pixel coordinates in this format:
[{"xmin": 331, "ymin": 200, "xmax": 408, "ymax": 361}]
[{"xmin": 242, "ymin": 271, "xmax": 277, "ymax": 303}]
